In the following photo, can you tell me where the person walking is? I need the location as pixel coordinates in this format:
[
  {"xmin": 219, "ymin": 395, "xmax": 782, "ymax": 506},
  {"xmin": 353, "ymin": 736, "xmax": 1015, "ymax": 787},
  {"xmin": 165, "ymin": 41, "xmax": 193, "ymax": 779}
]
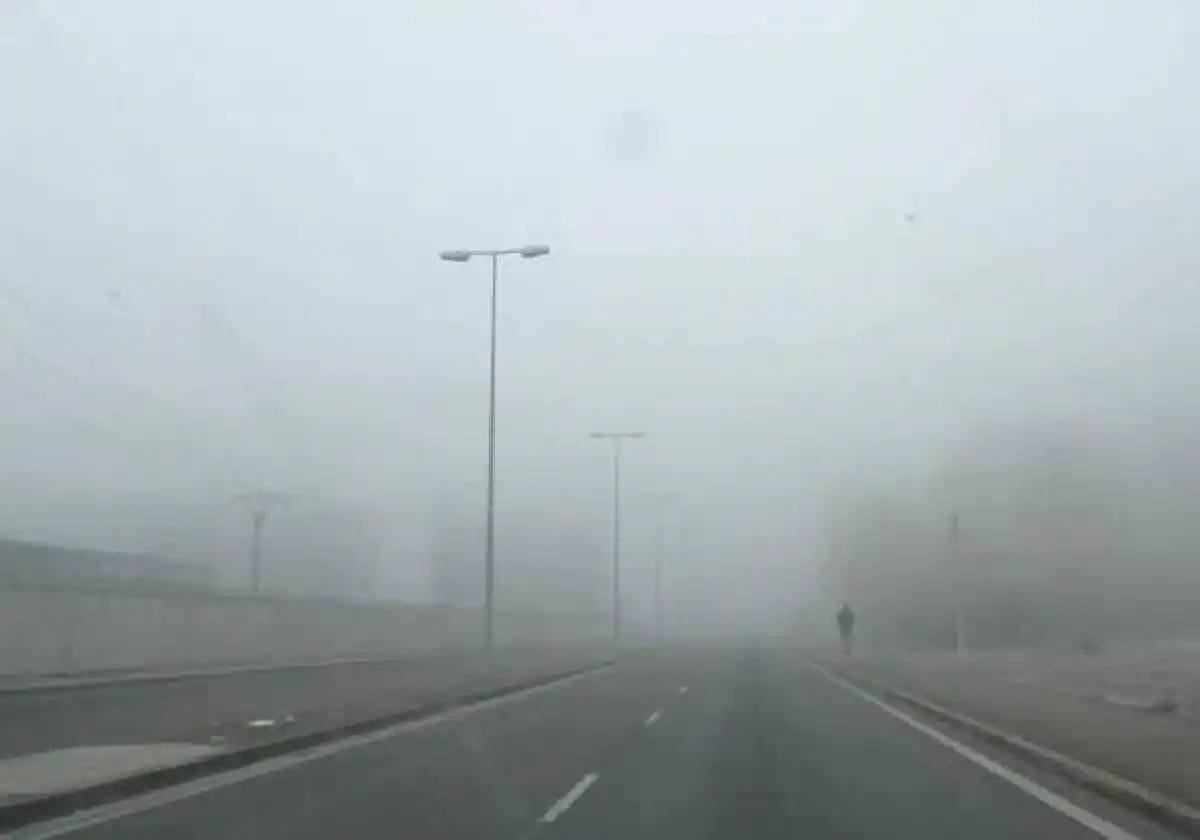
[{"xmin": 837, "ymin": 601, "xmax": 856, "ymax": 656}]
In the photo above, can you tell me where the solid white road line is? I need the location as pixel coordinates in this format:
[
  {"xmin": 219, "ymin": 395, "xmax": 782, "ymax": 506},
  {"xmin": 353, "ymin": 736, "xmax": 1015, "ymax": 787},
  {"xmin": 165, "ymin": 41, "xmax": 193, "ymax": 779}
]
[
  {"xmin": 811, "ymin": 664, "xmax": 1141, "ymax": 840},
  {"xmin": 678, "ymin": 685, "xmax": 688, "ymax": 696},
  {"xmin": 538, "ymin": 773, "xmax": 599, "ymax": 824},
  {"xmin": 7, "ymin": 667, "xmax": 614, "ymax": 840},
  {"xmin": 643, "ymin": 710, "xmax": 662, "ymax": 727}
]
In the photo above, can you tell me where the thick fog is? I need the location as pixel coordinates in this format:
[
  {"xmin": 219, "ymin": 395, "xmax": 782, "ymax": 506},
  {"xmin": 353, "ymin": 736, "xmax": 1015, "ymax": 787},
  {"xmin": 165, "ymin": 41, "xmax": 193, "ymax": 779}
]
[{"xmin": 2, "ymin": 2, "xmax": 1199, "ymax": 641}]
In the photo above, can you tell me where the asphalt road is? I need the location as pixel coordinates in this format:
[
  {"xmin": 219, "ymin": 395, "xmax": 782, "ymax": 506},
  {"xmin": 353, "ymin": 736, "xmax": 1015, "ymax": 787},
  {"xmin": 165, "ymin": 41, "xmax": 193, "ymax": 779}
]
[{"xmin": 16, "ymin": 644, "xmax": 1179, "ymax": 839}]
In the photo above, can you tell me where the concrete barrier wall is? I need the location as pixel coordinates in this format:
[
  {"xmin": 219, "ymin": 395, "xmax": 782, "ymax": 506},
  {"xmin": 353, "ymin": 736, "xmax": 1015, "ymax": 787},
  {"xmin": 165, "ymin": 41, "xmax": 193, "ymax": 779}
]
[{"xmin": 0, "ymin": 583, "xmax": 609, "ymax": 675}]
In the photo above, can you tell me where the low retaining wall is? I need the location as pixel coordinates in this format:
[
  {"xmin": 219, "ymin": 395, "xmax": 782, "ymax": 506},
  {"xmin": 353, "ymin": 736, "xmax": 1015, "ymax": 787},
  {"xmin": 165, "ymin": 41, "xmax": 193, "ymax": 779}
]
[{"xmin": 0, "ymin": 583, "xmax": 608, "ymax": 675}]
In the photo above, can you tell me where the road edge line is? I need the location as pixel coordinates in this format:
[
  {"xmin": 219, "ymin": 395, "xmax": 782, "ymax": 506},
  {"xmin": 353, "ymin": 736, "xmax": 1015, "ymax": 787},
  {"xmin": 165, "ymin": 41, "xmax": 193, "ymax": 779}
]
[
  {"xmin": 0, "ymin": 660, "xmax": 616, "ymax": 834},
  {"xmin": 811, "ymin": 663, "xmax": 1140, "ymax": 840},
  {"xmin": 818, "ymin": 662, "xmax": 1200, "ymax": 837}
]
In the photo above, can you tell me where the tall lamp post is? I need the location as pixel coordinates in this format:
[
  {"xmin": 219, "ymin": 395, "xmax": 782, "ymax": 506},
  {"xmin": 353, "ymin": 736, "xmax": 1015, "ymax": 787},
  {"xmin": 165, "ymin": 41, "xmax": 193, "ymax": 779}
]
[
  {"xmin": 950, "ymin": 513, "xmax": 968, "ymax": 662},
  {"xmin": 643, "ymin": 492, "xmax": 681, "ymax": 644},
  {"xmin": 589, "ymin": 432, "xmax": 644, "ymax": 644},
  {"xmin": 440, "ymin": 244, "xmax": 550, "ymax": 649},
  {"xmin": 233, "ymin": 491, "xmax": 288, "ymax": 594}
]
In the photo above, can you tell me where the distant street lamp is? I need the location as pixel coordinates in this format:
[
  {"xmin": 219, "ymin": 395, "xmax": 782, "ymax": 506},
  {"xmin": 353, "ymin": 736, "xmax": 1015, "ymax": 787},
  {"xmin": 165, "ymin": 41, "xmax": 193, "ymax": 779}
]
[
  {"xmin": 233, "ymin": 491, "xmax": 288, "ymax": 594},
  {"xmin": 950, "ymin": 513, "xmax": 968, "ymax": 661},
  {"xmin": 642, "ymin": 492, "xmax": 681, "ymax": 644},
  {"xmin": 589, "ymin": 432, "xmax": 645, "ymax": 643},
  {"xmin": 440, "ymin": 244, "xmax": 550, "ymax": 649}
]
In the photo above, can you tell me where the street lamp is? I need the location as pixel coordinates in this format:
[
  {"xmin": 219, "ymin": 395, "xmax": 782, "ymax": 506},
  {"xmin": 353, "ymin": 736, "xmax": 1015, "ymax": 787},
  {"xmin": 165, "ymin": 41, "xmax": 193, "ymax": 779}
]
[
  {"xmin": 589, "ymin": 432, "xmax": 645, "ymax": 644},
  {"xmin": 233, "ymin": 491, "xmax": 289, "ymax": 594},
  {"xmin": 950, "ymin": 513, "xmax": 968, "ymax": 662},
  {"xmin": 642, "ymin": 492, "xmax": 681, "ymax": 645},
  {"xmin": 440, "ymin": 244, "xmax": 550, "ymax": 649}
]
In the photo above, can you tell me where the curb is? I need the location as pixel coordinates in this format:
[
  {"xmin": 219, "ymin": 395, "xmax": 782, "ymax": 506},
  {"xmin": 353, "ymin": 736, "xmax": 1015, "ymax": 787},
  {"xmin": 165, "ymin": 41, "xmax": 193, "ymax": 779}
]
[
  {"xmin": 830, "ymin": 666, "xmax": 1200, "ymax": 837},
  {"xmin": 0, "ymin": 650, "xmax": 532, "ymax": 696},
  {"xmin": 0, "ymin": 659, "xmax": 614, "ymax": 832},
  {"xmin": 0, "ymin": 655, "xmax": 417, "ymax": 696}
]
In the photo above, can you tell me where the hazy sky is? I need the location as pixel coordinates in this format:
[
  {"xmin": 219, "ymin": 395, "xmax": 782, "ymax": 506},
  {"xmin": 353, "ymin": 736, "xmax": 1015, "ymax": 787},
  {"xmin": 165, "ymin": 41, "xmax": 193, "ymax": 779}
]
[{"xmin": 3, "ymin": 1, "xmax": 1199, "ymax": 628}]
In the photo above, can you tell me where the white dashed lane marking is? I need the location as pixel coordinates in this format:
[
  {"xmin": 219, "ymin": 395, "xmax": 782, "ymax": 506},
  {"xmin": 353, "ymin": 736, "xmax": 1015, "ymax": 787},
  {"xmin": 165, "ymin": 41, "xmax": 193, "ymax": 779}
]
[{"xmin": 539, "ymin": 773, "xmax": 599, "ymax": 823}]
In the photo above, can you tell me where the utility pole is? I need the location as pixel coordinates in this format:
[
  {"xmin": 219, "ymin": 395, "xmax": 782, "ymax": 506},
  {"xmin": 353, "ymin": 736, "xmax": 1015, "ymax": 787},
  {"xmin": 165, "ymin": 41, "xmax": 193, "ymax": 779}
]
[
  {"xmin": 950, "ymin": 512, "xmax": 968, "ymax": 662},
  {"xmin": 235, "ymin": 492, "xmax": 288, "ymax": 594}
]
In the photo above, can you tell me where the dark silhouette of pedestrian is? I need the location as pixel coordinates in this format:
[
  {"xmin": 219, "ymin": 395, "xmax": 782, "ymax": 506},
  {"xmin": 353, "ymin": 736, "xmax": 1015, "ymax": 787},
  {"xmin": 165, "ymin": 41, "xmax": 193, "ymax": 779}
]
[{"xmin": 837, "ymin": 601, "xmax": 856, "ymax": 656}]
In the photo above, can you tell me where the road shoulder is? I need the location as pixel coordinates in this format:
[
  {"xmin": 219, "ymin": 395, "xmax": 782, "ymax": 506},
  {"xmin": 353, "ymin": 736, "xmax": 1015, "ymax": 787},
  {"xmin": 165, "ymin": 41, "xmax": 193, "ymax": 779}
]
[{"xmin": 823, "ymin": 656, "xmax": 1198, "ymax": 838}]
